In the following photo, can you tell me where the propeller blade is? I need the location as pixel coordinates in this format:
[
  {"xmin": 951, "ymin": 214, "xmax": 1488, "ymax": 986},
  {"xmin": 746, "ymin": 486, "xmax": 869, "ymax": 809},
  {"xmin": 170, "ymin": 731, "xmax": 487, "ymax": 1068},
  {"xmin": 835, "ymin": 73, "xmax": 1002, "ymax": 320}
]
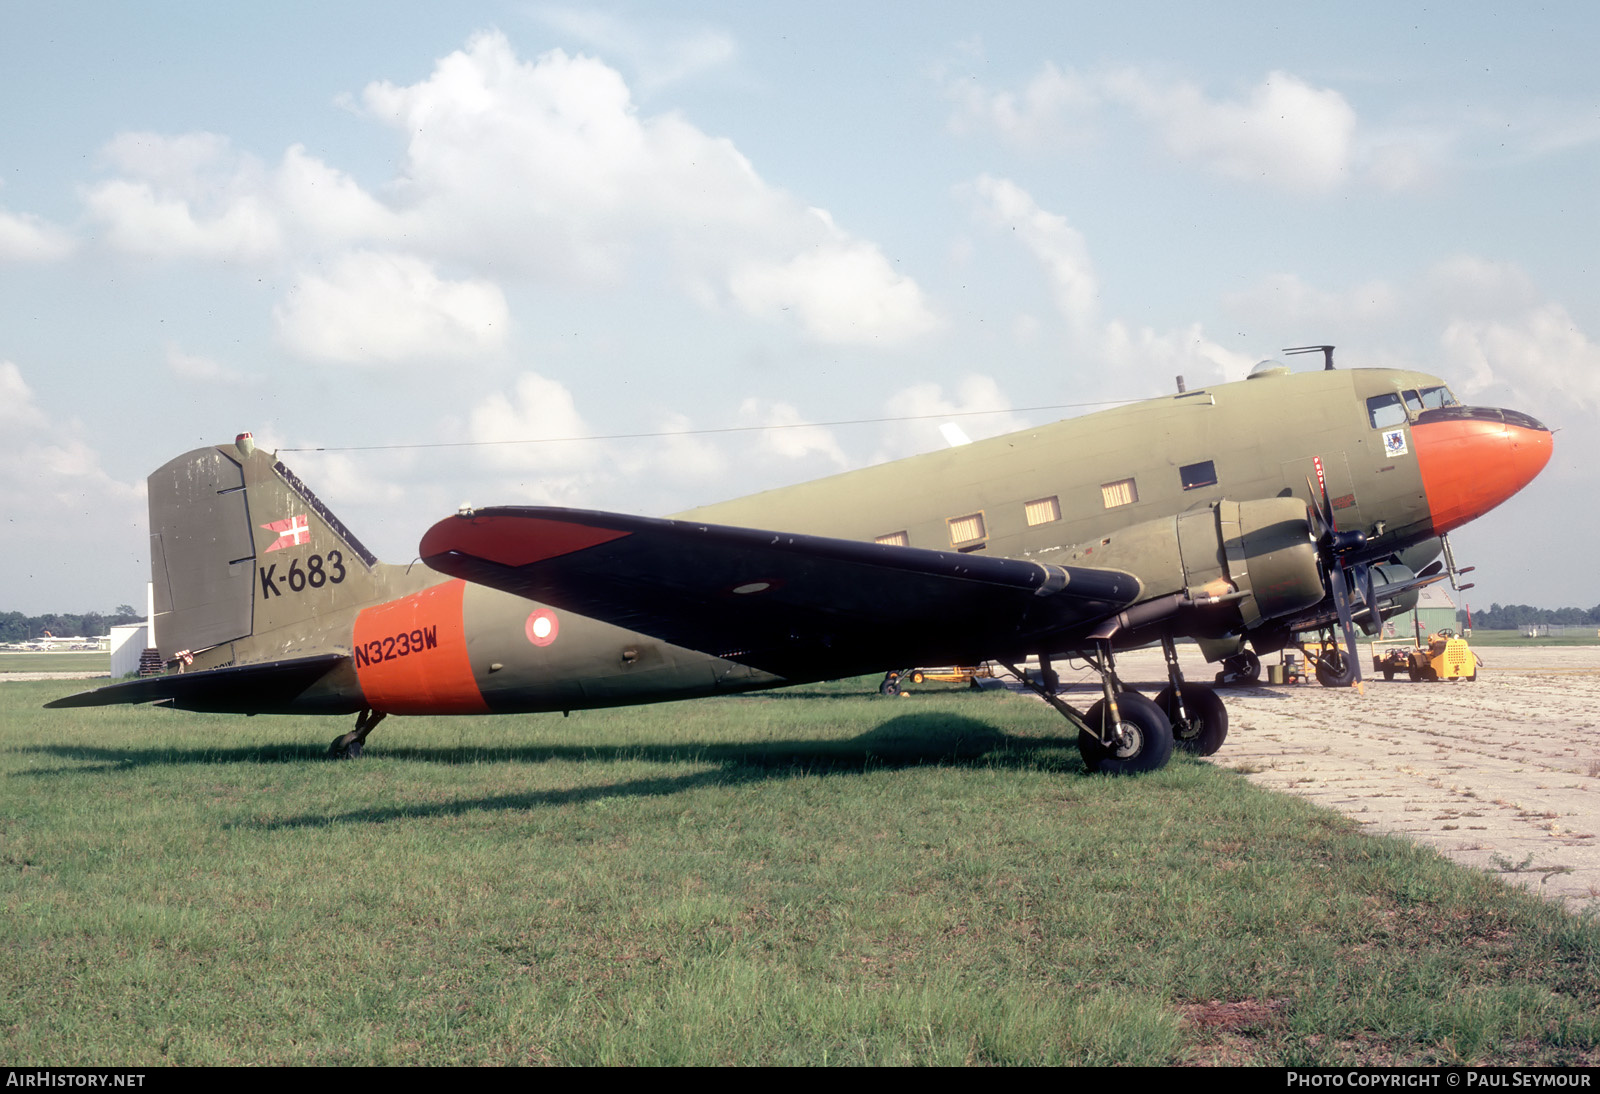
[
  {"xmin": 1305, "ymin": 475, "xmax": 1331, "ymax": 536},
  {"xmin": 1323, "ymin": 564, "xmax": 1363, "ymax": 687}
]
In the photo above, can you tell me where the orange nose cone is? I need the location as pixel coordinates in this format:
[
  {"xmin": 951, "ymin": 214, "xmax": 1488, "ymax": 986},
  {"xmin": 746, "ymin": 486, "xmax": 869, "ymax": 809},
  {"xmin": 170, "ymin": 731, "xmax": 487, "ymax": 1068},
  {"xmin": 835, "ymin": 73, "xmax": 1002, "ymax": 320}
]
[{"xmin": 1413, "ymin": 408, "xmax": 1552, "ymax": 536}]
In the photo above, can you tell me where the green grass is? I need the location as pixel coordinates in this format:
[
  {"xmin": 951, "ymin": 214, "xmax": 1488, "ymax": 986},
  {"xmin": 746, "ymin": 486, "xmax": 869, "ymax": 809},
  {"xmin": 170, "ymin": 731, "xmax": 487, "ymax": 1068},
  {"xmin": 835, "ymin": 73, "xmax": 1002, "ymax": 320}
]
[
  {"xmin": 1458, "ymin": 631, "xmax": 1600, "ymax": 647},
  {"xmin": 0, "ymin": 651, "xmax": 109, "ymax": 674},
  {"xmin": 3, "ymin": 677, "xmax": 1597, "ymax": 1065}
]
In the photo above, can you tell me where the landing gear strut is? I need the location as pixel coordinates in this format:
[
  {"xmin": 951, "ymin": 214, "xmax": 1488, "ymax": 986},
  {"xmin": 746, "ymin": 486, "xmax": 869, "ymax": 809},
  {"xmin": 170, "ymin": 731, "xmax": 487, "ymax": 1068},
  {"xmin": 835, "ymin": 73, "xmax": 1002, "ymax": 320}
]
[
  {"xmin": 1154, "ymin": 636, "xmax": 1228, "ymax": 756},
  {"xmin": 1003, "ymin": 645, "xmax": 1175, "ymax": 775},
  {"xmin": 329, "ymin": 708, "xmax": 386, "ymax": 759}
]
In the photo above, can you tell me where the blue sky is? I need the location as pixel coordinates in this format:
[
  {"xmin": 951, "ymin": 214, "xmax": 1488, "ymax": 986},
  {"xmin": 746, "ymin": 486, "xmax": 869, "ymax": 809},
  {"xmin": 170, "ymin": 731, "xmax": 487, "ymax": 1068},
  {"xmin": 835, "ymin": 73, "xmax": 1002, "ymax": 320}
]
[{"xmin": 2, "ymin": 2, "xmax": 1596, "ymax": 616}]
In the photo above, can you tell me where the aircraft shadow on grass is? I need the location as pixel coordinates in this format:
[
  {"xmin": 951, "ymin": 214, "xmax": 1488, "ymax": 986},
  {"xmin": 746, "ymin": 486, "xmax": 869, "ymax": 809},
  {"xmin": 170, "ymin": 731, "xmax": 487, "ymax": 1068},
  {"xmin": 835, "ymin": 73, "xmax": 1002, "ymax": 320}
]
[{"xmin": 19, "ymin": 711, "xmax": 1092, "ymax": 828}]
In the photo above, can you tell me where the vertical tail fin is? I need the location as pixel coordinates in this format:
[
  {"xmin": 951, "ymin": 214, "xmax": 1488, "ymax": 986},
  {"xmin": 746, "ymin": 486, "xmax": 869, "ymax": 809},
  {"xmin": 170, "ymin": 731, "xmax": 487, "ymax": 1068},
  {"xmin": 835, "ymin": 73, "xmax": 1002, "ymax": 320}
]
[{"xmin": 148, "ymin": 434, "xmax": 384, "ymax": 663}]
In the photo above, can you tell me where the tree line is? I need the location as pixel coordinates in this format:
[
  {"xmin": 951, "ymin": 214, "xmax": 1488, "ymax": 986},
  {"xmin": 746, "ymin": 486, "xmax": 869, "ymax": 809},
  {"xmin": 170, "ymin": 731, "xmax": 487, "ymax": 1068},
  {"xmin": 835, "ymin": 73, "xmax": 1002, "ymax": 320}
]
[
  {"xmin": 1457, "ymin": 603, "xmax": 1600, "ymax": 630},
  {"xmin": 0, "ymin": 607, "xmax": 144, "ymax": 643}
]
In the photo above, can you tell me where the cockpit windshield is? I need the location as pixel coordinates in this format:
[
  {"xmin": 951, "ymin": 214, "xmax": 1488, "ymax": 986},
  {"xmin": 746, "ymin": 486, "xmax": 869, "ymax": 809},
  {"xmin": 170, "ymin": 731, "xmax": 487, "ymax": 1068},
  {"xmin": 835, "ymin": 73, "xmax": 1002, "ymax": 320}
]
[
  {"xmin": 1417, "ymin": 385, "xmax": 1458, "ymax": 409},
  {"xmin": 1370, "ymin": 384, "xmax": 1460, "ymax": 428}
]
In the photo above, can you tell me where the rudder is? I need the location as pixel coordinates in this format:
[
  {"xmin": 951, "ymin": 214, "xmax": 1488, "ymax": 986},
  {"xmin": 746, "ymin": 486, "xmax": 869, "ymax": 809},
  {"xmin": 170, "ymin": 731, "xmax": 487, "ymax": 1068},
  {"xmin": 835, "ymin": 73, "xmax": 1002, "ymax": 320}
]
[{"xmin": 148, "ymin": 434, "xmax": 384, "ymax": 664}]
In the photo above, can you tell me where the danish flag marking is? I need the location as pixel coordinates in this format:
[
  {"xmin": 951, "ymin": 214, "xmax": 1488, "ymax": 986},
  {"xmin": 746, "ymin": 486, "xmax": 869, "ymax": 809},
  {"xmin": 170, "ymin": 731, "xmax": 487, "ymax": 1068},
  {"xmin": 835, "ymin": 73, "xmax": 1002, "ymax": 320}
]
[{"xmin": 262, "ymin": 514, "xmax": 310, "ymax": 552}]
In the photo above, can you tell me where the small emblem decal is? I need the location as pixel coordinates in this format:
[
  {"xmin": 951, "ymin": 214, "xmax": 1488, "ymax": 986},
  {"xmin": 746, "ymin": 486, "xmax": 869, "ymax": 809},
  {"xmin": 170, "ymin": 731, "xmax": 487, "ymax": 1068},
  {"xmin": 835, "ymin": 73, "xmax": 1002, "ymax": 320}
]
[
  {"xmin": 526, "ymin": 609, "xmax": 559, "ymax": 647},
  {"xmin": 1382, "ymin": 429, "xmax": 1409, "ymax": 457},
  {"xmin": 261, "ymin": 514, "xmax": 310, "ymax": 552}
]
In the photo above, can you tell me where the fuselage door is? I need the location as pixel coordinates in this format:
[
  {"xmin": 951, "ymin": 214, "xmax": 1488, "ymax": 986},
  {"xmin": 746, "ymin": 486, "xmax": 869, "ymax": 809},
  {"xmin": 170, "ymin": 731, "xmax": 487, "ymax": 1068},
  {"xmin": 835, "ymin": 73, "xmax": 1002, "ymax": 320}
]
[{"xmin": 1280, "ymin": 453, "xmax": 1364, "ymax": 532}]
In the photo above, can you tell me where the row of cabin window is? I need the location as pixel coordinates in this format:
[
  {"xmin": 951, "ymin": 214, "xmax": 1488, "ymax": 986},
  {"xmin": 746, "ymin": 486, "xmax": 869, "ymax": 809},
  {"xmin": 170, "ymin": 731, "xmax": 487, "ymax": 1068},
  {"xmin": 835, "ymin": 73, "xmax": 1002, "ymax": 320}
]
[{"xmin": 874, "ymin": 461, "xmax": 1219, "ymax": 549}]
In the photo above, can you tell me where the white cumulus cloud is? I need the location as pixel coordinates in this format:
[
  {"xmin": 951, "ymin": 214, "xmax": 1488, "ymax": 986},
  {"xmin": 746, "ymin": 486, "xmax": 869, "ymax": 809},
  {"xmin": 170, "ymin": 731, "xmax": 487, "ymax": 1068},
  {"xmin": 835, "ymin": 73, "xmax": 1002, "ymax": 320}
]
[
  {"xmin": 1105, "ymin": 68, "xmax": 1357, "ymax": 192},
  {"xmin": 356, "ymin": 32, "xmax": 938, "ymax": 344},
  {"xmin": 0, "ymin": 362, "xmax": 145, "ymax": 610},
  {"xmin": 273, "ymin": 251, "xmax": 509, "ymax": 365},
  {"xmin": 969, "ymin": 177, "xmax": 1252, "ymax": 388},
  {"xmin": 970, "ymin": 175, "xmax": 1098, "ymax": 330},
  {"xmin": 0, "ymin": 208, "xmax": 74, "ymax": 261},
  {"xmin": 729, "ymin": 232, "xmax": 939, "ymax": 345},
  {"xmin": 736, "ymin": 398, "xmax": 848, "ymax": 468},
  {"xmin": 946, "ymin": 62, "xmax": 1098, "ymax": 150},
  {"xmin": 464, "ymin": 371, "xmax": 604, "ymax": 475},
  {"xmin": 76, "ymin": 32, "xmax": 938, "ymax": 349},
  {"xmin": 950, "ymin": 64, "xmax": 1392, "ymax": 193},
  {"xmin": 1443, "ymin": 304, "xmax": 1600, "ymax": 412}
]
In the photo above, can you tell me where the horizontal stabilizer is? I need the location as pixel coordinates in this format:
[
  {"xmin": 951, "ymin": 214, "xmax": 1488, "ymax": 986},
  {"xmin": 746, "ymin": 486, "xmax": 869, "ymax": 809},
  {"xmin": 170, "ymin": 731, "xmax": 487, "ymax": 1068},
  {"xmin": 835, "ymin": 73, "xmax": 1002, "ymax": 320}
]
[
  {"xmin": 420, "ymin": 507, "xmax": 1140, "ymax": 678},
  {"xmin": 45, "ymin": 654, "xmax": 348, "ymax": 714}
]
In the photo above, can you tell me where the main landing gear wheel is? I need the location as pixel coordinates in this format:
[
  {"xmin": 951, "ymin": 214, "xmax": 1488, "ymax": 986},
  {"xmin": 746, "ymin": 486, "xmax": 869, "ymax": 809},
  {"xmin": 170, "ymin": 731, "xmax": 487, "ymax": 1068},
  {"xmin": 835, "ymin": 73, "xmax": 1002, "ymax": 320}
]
[
  {"xmin": 1154, "ymin": 683, "xmax": 1228, "ymax": 756},
  {"xmin": 1314, "ymin": 647, "xmax": 1353, "ymax": 688},
  {"xmin": 1078, "ymin": 692, "xmax": 1174, "ymax": 775}
]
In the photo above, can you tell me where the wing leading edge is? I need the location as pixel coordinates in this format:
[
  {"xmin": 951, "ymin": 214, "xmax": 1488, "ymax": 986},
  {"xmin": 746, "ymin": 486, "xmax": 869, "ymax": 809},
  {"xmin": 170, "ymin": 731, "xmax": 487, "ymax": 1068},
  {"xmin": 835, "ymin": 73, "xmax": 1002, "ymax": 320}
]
[{"xmin": 420, "ymin": 508, "xmax": 1143, "ymax": 680}]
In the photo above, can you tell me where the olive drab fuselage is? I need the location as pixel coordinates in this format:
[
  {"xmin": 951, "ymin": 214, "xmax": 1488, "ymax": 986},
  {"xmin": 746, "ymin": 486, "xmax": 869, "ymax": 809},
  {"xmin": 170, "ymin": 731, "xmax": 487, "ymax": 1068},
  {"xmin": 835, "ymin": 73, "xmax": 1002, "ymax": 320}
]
[{"xmin": 140, "ymin": 365, "xmax": 1553, "ymax": 717}]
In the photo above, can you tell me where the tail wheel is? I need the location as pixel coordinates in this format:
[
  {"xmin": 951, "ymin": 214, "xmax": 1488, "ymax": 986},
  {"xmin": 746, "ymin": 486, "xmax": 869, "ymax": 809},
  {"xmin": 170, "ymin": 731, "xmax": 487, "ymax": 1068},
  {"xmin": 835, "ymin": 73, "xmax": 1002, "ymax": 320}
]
[
  {"xmin": 1078, "ymin": 692, "xmax": 1174, "ymax": 775},
  {"xmin": 1153, "ymin": 683, "xmax": 1228, "ymax": 756}
]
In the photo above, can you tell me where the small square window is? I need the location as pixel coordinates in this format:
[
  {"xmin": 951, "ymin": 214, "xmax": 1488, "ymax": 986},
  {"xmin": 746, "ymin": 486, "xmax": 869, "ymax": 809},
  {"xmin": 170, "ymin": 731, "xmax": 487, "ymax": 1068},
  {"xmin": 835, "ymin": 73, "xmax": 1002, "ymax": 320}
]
[
  {"xmin": 875, "ymin": 531, "xmax": 909, "ymax": 547},
  {"xmin": 947, "ymin": 512, "xmax": 986, "ymax": 546},
  {"xmin": 1101, "ymin": 478, "xmax": 1138, "ymax": 508},
  {"xmin": 1180, "ymin": 461, "xmax": 1217, "ymax": 491},
  {"xmin": 1024, "ymin": 496, "xmax": 1061, "ymax": 526}
]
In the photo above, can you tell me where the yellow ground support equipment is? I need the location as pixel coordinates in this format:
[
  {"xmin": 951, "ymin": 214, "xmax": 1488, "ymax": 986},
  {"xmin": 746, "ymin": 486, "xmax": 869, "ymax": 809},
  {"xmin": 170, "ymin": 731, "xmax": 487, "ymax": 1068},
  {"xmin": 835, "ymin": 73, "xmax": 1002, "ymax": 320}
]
[{"xmin": 1371, "ymin": 629, "xmax": 1480, "ymax": 682}]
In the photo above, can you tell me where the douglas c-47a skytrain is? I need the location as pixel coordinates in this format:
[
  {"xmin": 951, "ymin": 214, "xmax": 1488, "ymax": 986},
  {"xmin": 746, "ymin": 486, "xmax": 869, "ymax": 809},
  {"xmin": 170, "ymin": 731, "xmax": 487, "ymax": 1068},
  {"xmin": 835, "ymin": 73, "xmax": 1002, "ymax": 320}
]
[{"xmin": 50, "ymin": 352, "xmax": 1553, "ymax": 774}]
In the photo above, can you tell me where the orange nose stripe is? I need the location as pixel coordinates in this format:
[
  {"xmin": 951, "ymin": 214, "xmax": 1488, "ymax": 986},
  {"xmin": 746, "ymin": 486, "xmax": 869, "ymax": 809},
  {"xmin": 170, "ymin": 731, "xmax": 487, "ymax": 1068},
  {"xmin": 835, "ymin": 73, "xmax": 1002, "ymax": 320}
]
[
  {"xmin": 1414, "ymin": 418, "xmax": 1552, "ymax": 536},
  {"xmin": 352, "ymin": 579, "xmax": 489, "ymax": 714}
]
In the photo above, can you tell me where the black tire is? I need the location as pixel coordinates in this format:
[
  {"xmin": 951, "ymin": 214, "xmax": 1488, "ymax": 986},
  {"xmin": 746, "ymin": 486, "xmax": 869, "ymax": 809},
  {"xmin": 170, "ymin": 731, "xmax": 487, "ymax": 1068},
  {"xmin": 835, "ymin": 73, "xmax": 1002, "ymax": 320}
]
[
  {"xmin": 1215, "ymin": 650, "xmax": 1261, "ymax": 686},
  {"xmin": 1154, "ymin": 683, "xmax": 1228, "ymax": 756},
  {"xmin": 328, "ymin": 734, "xmax": 362, "ymax": 760},
  {"xmin": 1078, "ymin": 692, "xmax": 1174, "ymax": 775},
  {"xmin": 1315, "ymin": 647, "xmax": 1355, "ymax": 688},
  {"xmin": 1382, "ymin": 669, "xmax": 1394, "ymax": 681},
  {"xmin": 910, "ymin": 671, "xmax": 926, "ymax": 684},
  {"xmin": 879, "ymin": 673, "xmax": 901, "ymax": 697}
]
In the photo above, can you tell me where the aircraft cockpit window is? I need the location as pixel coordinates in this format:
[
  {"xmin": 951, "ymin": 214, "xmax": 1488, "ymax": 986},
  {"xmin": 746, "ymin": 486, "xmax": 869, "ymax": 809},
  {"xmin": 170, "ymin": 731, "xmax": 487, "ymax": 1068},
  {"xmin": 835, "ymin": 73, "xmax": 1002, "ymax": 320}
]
[
  {"xmin": 1367, "ymin": 393, "xmax": 1407, "ymax": 429},
  {"xmin": 1418, "ymin": 385, "xmax": 1457, "ymax": 410},
  {"xmin": 1101, "ymin": 478, "xmax": 1137, "ymax": 508},
  {"xmin": 875, "ymin": 531, "xmax": 909, "ymax": 547},
  {"xmin": 1179, "ymin": 461, "xmax": 1217, "ymax": 491},
  {"xmin": 1403, "ymin": 390, "xmax": 1424, "ymax": 415},
  {"xmin": 947, "ymin": 513, "xmax": 986, "ymax": 546},
  {"xmin": 1025, "ymin": 496, "xmax": 1061, "ymax": 526}
]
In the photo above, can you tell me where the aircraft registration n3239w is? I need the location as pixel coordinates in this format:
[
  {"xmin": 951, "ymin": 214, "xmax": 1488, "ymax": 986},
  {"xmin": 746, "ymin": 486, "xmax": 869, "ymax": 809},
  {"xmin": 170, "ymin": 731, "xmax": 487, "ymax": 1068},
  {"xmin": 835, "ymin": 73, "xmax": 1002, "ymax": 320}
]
[{"xmin": 50, "ymin": 355, "xmax": 1552, "ymax": 774}]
